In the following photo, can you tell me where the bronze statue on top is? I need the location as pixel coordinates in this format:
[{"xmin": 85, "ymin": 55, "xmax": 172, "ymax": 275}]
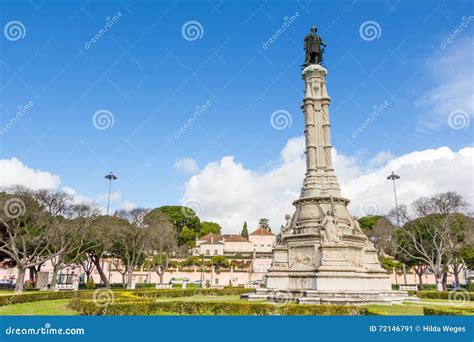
[{"xmin": 304, "ymin": 26, "xmax": 326, "ymax": 66}]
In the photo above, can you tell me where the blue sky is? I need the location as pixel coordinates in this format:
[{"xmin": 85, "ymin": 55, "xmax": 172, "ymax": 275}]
[{"xmin": 1, "ymin": 0, "xmax": 473, "ymax": 230}]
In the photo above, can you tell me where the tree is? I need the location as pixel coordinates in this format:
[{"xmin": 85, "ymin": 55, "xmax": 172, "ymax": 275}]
[
  {"xmin": 109, "ymin": 217, "xmax": 147, "ymax": 289},
  {"xmin": 47, "ymin": 210, "xmax": 98, "ymax": 290},
  {"xmin": 358, "ymin": 216, "xmax": 396, "ymax": 256},
  {"xmin": 258, "ymin": 218, "xmax": 270, "ymax": 231},
  {"xmin": 200, "ymin": 222, "xmax": 221, "ymax": 237},
  {"xmin": 210, "ymin": 256, "xmax": 229, "ymax": 270},
  {"xmin": 395, "ymin": 192, "xmax": 469, "ymax": 291},
  {"xmin": 84, "ymin": 215, "xmax": 122, "ymax": 289},
  {"xmin": 146, "ymin": 206, "xmax": 200, "ymax": 247},
  {"xmin": 241, "ymin": 222, "xmax": 249, "ymax": 239},
  {"xmin": 0, "ymin": 190, "xmax": 58, "ymax": 293},
  {"xmin": 79, "ymin": 254, "xmax": 95, "ymax": 283},
  {"xmin": 144, "ymin": 210, "xmax": 177, "ymax": 284}
]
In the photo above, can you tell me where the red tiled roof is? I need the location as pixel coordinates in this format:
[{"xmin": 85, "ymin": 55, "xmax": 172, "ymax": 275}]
[
  {"xmin": 222, "ymin": 234, "xmax": 249, "ymax": 242},
  {"xmin": 198, "ymin": 233, "xmax": 224, "ymax": 244},
  {"xmin": 250, "ymin": 228, "xmax": 274, "ymax": 236}
]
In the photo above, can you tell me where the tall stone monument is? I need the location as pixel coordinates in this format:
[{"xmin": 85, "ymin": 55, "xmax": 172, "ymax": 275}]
[{"xmin": 248, "ymin": 27, "xmax": 417, "ymax": 305}]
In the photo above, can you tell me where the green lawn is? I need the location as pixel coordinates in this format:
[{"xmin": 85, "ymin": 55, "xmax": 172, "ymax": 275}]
[{"xmin": 0, "ymin": 299, "xmax": 79, "ymax": 315}]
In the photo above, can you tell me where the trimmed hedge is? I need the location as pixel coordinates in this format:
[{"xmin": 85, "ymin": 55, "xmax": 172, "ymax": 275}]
[
  {"xmin": 409, "ymin": 291, "xmax": 474, "ymax": 301},
  {"xmin": 133, "ymin": 287, "xmax": 253, "ymax": 298},
  {"xmin": 0, "ymin": 291, "xmax": 82, "ymax": 306},
  {"xmin": 423, "ymin": 306, "xmax": 474, "ymax": 316},
  {"xmin": 73, "ymin": 299, "xmax": 371, "ymax": 316}
]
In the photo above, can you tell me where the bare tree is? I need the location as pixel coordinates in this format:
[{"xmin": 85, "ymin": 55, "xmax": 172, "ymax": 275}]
[
  {"xmin": 395, "ymin": 192, "xmax": 469, "ymax": 291},
  {"xmin": 145, "ymin": 211, "xmax": 177, "ymax": 284},
  {"xmin": 0, "ymin": 190, "xmax": 58, "ymax": 293},
  {"xmin": 79, "ymin": 255, "xmax": 95, "ymax": 283},
  {"xmin": 110, "ymin": 219, "xmax": 147, "ymax": 289}
]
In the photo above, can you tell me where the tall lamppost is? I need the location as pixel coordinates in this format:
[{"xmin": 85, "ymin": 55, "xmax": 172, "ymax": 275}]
[
  {"xmin": 387, "ymin": 171, "xmax": 405, "ymax": 283},
  {"xmin": 104, "ymin": 172, "xmax": 118, "ymax": 215},
  {"xmin": 387, "ymin": 171, "xmax": 400, "ymax": 226}
]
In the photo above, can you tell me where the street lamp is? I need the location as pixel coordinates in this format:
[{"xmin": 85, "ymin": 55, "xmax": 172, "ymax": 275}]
[
  {"xmin": 387, "ymin": 171, "xmax": 400, "ymax": 226},
  {"xmin": 104, "ymin": 172, "xmax": 118, "ymax": 215},
  {"xmin": 387, "ymin": 171, "xmax": 406, "ymax": 284}
]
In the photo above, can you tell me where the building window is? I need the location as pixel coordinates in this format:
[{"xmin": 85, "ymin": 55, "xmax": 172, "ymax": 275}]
[
  {"xmin": 267, "ymin": 244, "xmax": 271, "ymax": 247},
  {"xmin": 206, "ymin": 249, "xmax": 210, "ymax": 255},
  {"xmin": 260, "ymin": 244, "xmax": 264, "ymax": 247},
  {"xmin": 215, "ymin": 278, "xmax": 219, "ymax": 285},
  {"xmin": 214, "ymin": 250, "xmax": 218, "ymax": 255}
]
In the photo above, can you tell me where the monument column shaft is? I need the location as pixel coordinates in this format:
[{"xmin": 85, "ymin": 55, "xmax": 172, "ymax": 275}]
[{"xmin": 303, "ymin": 101, "xmax": 317, "ymax": 173}]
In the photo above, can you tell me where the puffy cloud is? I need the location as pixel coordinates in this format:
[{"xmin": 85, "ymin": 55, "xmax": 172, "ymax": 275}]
[
  {"xmin": 182, "ymin": 137, "xmax": 474, "ymax": 233},
  {"xmin": 0, "ymin": 158, "xmax": 135, "ymax": 214},
  {"xmin": 174, "ymin": 158, "xmax": 199, "ymax": 174},
  {"xmin": 0, "ymin": 158, "xmax": 60, "ymax": 189},
  {"xmin": 122, "ymin": 201, "xmax": 136, "ymax": 211}
]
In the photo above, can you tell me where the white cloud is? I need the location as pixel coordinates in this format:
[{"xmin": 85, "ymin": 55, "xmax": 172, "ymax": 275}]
[
  {"xmin": 0, "ymin": 158, "xmax": 60, "ymax": 189},
  {"xmin": 0, "ymin": 158, "xmax": 136, "ymax": 214},
  {"xmin": 182, "ymin": 137, "xmax": 474, "ymax": 233},
  {"xmin": 122, "ymin": 201, "xmax": 136, "ymax": 211},
  {"xmin": 174, "ymin": 158, "xmax": 199, "ymax": 174},
  {"xmin": 415, "ymin": 39, "xmax": 473, "ymax": 130}
]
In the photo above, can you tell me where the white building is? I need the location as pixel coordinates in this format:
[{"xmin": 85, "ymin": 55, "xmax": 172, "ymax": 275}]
[{"xmin": 193, "ymin": 229, "xmax": 276, "ymax": 257}]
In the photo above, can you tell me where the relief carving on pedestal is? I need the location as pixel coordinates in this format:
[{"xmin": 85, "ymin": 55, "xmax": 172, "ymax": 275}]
[{"xmin": 290, "ymin": 246, "xmax": 315, "ymax": 269}]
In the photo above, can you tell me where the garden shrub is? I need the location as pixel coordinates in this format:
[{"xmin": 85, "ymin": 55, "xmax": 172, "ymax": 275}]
[
  {"xmin": 423, "ymin": 306, "xmax": 474, "ymax": 316},
  {"xmin": 413, "ymin": 291, "xmax": 474, "ymax": 300},
  {"xmin": 75, "ymin": 299, "xmax": 371, "ymax": 316}
]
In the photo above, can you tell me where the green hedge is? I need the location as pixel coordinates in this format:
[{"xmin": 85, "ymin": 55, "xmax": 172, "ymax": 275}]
[
  {"xmin": 74, "ymin": 299, "xmax": 371, "ymax": 316},
  {"xmin": 133, "ymin": 287, "xmax": 253, "ymax": 298},
  {"xmin": 409, "ymin": 291, "xmax": 474, "ymax": 300},
  {"xmin": 0, "ymin": 291, "xmax": 82, "ymax": 306},
  {"xmin": 423, "ymin": 306, "xmax": 474, "ymax": 316}
]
